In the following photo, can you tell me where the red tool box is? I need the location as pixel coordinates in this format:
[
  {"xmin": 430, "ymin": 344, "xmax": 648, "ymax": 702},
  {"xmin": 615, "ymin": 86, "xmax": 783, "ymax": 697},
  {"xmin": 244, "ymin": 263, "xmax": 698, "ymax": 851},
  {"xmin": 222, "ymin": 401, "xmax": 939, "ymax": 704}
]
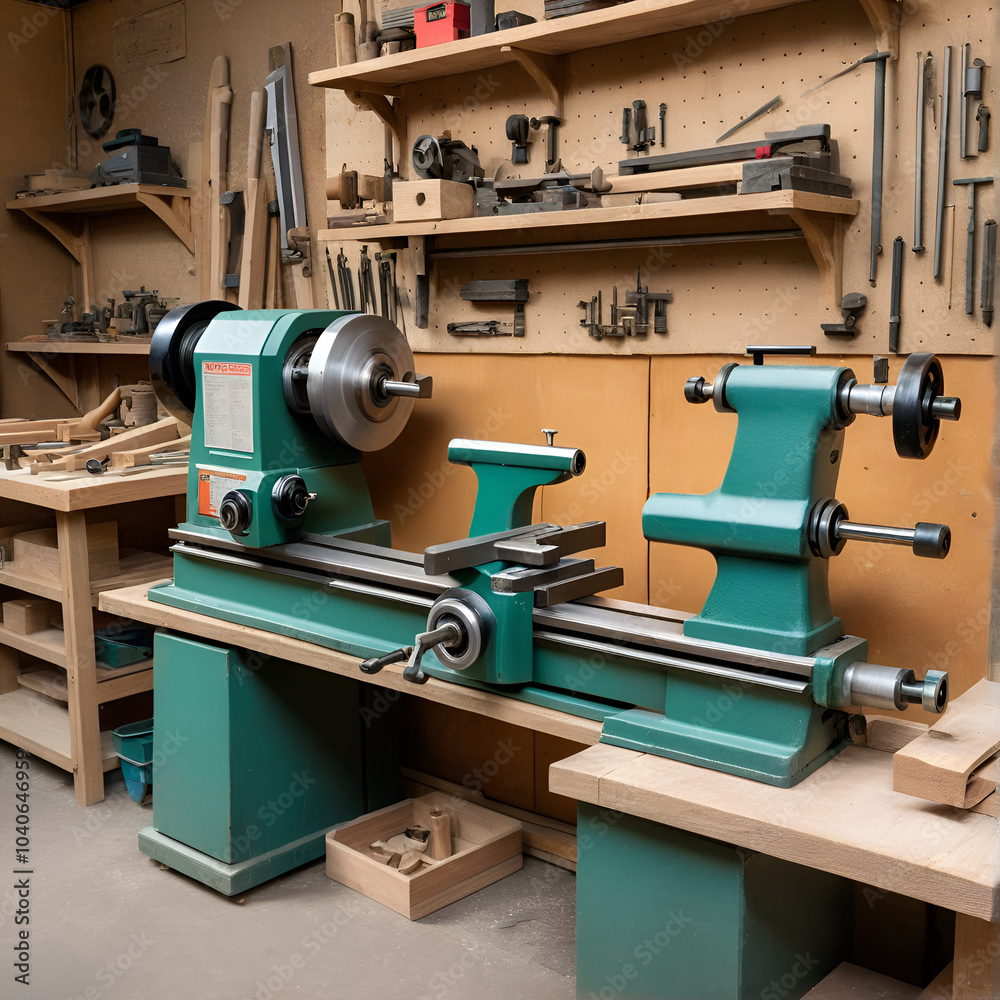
[{"xmin": 414, "ymin": 1, "xmax": 471, "ymax": 46}]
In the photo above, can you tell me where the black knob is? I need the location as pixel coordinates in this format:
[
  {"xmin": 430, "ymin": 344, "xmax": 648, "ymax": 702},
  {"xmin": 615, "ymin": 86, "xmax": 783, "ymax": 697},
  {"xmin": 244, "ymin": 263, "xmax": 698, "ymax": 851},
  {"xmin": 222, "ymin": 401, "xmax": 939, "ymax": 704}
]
[
  {"xmin": 912, "ymin": 522, "xmax": 951, "ymax": 559},
  {"xmin": 272, "ymin": 475, "xmax": 311, "ymax": 523},
  {"xmin": 218, "ymin": 490, "xmax": 253, "ymax": 536}
]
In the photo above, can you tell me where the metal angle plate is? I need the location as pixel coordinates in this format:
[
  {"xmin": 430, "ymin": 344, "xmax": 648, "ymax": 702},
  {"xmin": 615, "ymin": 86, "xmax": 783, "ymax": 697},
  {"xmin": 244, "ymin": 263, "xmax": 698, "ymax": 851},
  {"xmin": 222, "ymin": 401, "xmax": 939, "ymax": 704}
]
[{"xmin": 306, "ymin": 313, "xmax": 416, "ymax": 452}]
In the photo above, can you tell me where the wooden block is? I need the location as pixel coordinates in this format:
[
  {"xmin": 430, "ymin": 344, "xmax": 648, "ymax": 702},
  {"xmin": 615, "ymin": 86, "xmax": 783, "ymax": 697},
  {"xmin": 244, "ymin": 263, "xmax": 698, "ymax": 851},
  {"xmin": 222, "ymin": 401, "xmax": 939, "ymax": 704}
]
[
  {"xmin": 392, "ymin": 180, "xmax": 474, "ymax": 222},
  {"xmin": 866, "ymin": 717, "xmax": 929, "ymax": 753},
  {"xmin": 2, "ymin": 598, "xmax": 60, "ymax": 634},
  {"xmin": 326, "ymin": 791, "xmax": 522, "ymax": 920},
  {"xmin": 894, "ymin": 702, "xmax": 1000, "ymax": 808},
  {"xmin": 12, "ymin": 521, "xmax": 119, "ymax": 581}
]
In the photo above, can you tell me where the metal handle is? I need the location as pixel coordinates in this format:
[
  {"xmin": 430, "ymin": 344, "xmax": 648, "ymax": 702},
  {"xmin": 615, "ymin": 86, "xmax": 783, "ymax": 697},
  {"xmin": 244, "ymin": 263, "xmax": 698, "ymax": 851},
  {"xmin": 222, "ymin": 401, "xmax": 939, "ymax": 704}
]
[
  {"xmin": 403, "ymin": 622, "xmax": 462, "ymax": 684},
  {"xmin": 359, "ymin": 647, "xmax": 411, "ymax": 675},
  {"xmin": 835, "ymin": 519, "xmax": 951, "ymax": 559}
]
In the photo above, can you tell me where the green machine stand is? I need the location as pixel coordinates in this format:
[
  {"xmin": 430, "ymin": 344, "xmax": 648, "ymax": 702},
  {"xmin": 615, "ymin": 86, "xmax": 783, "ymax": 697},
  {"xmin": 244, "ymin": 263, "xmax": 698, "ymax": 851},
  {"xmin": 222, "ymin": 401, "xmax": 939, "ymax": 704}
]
[
  {"xmin": 575, "ymin": 806, "xmax": 851, "ymax": 1000},
  {"xmin": 139, "ymin": 633, "xmax": 401, "ymax": 896}
]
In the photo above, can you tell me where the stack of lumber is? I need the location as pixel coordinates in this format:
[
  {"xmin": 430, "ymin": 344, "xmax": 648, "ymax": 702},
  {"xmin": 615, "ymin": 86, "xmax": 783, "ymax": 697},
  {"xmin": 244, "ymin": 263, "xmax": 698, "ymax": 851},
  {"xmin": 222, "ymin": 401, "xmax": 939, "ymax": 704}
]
[{"xmin": 0, "ymin": 387, "xmax": 189, "ymax": 479}]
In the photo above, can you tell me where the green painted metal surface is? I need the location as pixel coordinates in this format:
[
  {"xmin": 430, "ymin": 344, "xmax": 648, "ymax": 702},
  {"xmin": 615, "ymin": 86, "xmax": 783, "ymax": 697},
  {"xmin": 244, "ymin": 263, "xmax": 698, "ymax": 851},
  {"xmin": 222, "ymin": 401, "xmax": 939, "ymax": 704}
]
[
  {"xmin": 575, "ymin": 804, "xmax": 851, "ymax": 999},
  {"xmin": 149, "ymin": 633, "xmax": 400, "ymax": 885},
  {"xmin": 643, "ymin": 364, "xmax": 853, "ymax": 656},
  {"xmin": 185, "ymin": 309, "xmax": 378, "ymax": 548}
]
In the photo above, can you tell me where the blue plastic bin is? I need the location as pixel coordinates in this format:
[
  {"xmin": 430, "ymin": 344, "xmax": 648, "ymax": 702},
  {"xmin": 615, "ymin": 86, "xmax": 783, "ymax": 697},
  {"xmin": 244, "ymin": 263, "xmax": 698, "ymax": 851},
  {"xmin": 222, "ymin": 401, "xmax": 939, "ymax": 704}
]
[{"xmin": 112, "ymin": 718, "xmax": 154, "ymax": 803}]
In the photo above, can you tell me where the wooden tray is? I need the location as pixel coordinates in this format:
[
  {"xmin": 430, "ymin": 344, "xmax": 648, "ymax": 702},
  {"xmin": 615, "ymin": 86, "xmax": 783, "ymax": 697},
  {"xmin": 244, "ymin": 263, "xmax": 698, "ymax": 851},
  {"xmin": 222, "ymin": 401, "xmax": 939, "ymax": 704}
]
[{"xmin": 325, "ymin": 791, "xmax": 522, "ymax": 920}]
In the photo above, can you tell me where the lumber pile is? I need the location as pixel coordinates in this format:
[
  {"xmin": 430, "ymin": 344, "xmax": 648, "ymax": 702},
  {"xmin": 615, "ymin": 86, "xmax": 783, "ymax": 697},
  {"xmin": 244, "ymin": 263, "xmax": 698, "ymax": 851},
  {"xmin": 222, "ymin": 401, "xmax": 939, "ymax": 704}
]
[{"xmin": 0, "ymin": 387, "xmax": 189, "ymax": 479}]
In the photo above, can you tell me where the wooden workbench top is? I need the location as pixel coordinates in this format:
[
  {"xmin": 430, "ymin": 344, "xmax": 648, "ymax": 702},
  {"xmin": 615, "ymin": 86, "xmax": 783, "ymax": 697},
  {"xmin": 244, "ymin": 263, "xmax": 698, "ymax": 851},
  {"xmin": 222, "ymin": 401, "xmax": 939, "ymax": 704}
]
[
  {"xmin": 550, "ymin": 743, "xmax": 999, "ymax": 923},
  {"xmin": 99, "ymin": 582, "xmax": 604, "ymax": 747},
  {"xmin": 0, "ymin": 466, "xmax": 186, "ymax": 511}
]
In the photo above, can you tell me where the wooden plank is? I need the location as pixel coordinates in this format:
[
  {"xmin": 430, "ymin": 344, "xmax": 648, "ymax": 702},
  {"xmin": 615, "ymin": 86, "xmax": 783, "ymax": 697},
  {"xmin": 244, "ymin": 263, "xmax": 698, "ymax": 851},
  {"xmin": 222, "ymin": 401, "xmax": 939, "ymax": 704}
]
[
  {"xmin": 58, "ymin": 510, "xmax": 104, "ymax": 806},
  {"xmin": 954, "ymin": 915, "xmax": 1000, "ymax": 1000},
  {"xmin": 18, "ymin": 665, "xmax": 153, "ymax": 703},
  {"xmin": 29, "ymin": 418, "xmax": 179, "ymax": 473},
  {"xmin": 867, "ymin": 717, "xmax": 929, "ymax": 753},
  {"xmin": 0, "ymin": 625, "xmax": 67, "ymax": 668},
  {"xmin": 5, "ymin": 184, "xmax": 193, "ymax": 215},
  {"xmin": 550, "ymin": 744, "xmax": 1000, "ymax": 922},
  {"xmin": 100, "ymin": 583, "xmax": 604, "ymax": 745},
  {"xmin": 894, "ymin": 702, "xmax": 1000, "ymax": 808},
  {"xmin": 5, "ymin": 339, "xmax": 151, "ymax": 356},
  {"xmin": 238, "ymin": 90, "xmax": 268, "ymax": 311},
  {"xmin": 307, "ymin": 0, "xmax": 812, "ymax": 93},
  {"xmin": 0, "ymin": 468, "xmax": 185, "ymax": 512},
  {"xmin": 0, "ymin": 688, "xmax": 73, "ymax": 768}
]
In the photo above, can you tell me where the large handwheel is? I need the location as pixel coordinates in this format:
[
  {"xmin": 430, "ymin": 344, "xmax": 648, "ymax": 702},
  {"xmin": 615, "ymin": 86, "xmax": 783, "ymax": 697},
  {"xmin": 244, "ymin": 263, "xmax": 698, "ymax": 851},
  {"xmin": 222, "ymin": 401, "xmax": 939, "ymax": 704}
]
[
  {"xmin": 892, "ymin": 353, "xmax": 956, "ymax": 459},
  {"xmin": 149, "ymin": 301, "xmax": 241, "ymax": 421},
  {"xmin": 306, "ymin": 313, "xmax": 417, "ymax": 452}
]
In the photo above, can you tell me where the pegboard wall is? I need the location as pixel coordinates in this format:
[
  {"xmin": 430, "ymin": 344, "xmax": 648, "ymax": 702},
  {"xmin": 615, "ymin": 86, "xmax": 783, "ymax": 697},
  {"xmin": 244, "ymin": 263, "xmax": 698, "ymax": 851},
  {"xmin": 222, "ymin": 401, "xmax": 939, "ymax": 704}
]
[{"xmin": 323, "ymin": 0, "xmax": 997, "ymax": 357}]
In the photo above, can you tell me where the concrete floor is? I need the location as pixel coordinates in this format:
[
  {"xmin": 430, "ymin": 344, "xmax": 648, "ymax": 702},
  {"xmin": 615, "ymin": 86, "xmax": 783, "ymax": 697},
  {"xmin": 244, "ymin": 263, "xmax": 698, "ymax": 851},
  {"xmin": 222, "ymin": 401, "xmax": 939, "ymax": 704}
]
[{"xmin": 0, "ymin": 742, "xmax": 577, "ymax": 1000}]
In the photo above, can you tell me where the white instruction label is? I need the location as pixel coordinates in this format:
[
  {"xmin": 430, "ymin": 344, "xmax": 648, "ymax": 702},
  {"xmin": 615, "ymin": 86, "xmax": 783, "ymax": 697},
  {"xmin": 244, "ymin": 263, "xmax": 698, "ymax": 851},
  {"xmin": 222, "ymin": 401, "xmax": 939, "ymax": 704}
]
[{"xmin": 202, "ymin": 361, "xmax": 254, "ymax": 453}]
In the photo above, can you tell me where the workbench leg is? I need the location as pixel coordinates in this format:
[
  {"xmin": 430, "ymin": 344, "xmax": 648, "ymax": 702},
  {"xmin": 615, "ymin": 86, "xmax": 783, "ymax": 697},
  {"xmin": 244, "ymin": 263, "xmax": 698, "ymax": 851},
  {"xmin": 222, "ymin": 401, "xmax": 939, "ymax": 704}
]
[
  {"xmin": 953, "ymin": 915, "xmax": 1000, "ymax": 999},
  {"xmin": 58, "ymin": 511, "xmax": 103, "ymax": 806},
  {"xmin": 575, "ymin": 805, "xmax": 851, "ymax": 1000},
  {"xmin": 0, "ymin": 645, "xmax": 19, "ymax": 694}
]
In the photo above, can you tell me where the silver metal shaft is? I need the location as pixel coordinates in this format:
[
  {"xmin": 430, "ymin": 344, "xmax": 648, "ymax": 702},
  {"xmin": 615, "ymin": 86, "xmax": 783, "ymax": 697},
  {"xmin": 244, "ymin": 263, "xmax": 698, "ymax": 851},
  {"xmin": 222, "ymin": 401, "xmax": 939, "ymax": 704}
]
[
  {"xmin": 835, "ymin": 521, "xmax": 915, "ymax": 546},
  {"xmin": 934, "ymin": 46, "xmax": 952, "ymax": 279},
  {"xmin": 914, "ymin": 52, "xmax": 926, "ymax": 251}
]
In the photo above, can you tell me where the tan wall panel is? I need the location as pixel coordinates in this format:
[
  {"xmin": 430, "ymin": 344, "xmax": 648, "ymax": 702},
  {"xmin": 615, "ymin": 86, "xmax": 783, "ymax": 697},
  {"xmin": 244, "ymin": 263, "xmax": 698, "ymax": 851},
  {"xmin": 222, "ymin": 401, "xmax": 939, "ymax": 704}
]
[
  {"xmin": 648, "ymin": 353, "xmax": 995, "ymax": 702},
  {"xmin": 0, "ymin": 0, "xmax": 79, "ymax": 418}
]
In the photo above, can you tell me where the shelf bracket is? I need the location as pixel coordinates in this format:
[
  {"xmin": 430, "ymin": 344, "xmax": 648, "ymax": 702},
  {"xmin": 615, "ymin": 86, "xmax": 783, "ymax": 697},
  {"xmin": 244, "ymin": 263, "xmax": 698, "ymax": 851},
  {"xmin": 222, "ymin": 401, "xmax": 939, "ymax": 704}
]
[
  {"xmin": 856, "ymin": 0, "xmax": 899, "ymax": 55},
  {"xmin": 348, "ymin": 92, "xmax": 407, "ymax": 155},
  {"xmin": 135, "ymin": 192, "xmax": 196, "ymax": 253},
  {"xmin": 502, "ymin": 47, "xmax": 563, "ymax": 117},
  {"xmin": 18, "ymin": 209, "xmax": 83, "ymax": 264},
  {"xmin": 784, "ymin": 208, "xmax": 844, "ymax": 309},
  {"xmin": 26, "ymin": 352, "xmax": 81, "ymax": 410}
]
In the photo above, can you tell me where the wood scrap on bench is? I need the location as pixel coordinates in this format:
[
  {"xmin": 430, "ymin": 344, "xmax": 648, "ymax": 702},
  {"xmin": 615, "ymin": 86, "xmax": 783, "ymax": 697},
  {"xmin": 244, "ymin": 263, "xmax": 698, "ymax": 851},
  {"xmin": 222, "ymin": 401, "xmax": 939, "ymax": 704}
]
[
  {"xmin": 27, "ymin": 418, "xmax": 180, "ymax": 474},
  {"xmin": 893, "ymin": 681, "xmax": 1000, "ymax": 809}
]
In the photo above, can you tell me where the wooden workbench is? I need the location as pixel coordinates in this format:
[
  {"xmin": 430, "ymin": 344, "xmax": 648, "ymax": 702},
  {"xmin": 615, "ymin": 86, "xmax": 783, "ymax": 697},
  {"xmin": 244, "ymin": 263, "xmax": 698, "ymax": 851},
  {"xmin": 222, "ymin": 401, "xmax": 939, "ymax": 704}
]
[
  {"xmin": 551, "ymin": 743, "xmax": 999, "ymax": 998},
  {"xmin": 0, "ymin": 467, "xmax": 186, "ymax": 805}
]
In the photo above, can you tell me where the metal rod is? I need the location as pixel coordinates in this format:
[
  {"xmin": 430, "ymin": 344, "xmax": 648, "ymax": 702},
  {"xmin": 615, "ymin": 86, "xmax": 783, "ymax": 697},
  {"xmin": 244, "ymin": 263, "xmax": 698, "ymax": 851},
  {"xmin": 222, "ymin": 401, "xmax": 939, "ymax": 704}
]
[
  {"xmin": 934, "ymin": 46, "xmax": 952, "ymax": 280},
  {"xmin": 960, "ymin": 43, "xmax": 970, "ymax": 158},
  {"xmin": 870, "ymin": 53, "xmax": 889, "ymax": 285},
  {"xmin": 715, "ymin": 95, "xmax": 781, "ymax": 143},
  {"xmin": 913, "ymin": 53, "xmax": 926, "ymax": 252},
  {"xmin": 889, "ymin": 236, "xmax": 903, "ymax": 352},
  {"xmin": 836, "ymin": 521, "xmax": 916, "ymax": 546},
  {"xmin": 982, "ymin": 218, "xmax": 996, "ymax": 327},
  {"xmin": 428, "ymin": 229, "xmax": 803, "ymax": 261}
]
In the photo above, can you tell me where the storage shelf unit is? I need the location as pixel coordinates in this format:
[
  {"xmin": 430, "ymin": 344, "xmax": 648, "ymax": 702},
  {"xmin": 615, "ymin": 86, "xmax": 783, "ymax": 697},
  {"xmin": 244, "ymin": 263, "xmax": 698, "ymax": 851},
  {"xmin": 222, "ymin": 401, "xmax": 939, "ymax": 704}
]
[{"xmin": 0, "ymin": 468, "xmax": 184, "ymax": 805}]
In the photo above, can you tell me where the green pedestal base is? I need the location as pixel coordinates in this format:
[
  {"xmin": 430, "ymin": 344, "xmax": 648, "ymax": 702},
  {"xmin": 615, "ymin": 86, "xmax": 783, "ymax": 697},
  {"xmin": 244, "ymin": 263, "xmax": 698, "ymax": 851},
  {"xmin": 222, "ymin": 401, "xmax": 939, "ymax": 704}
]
[
  {"xmin": 576, "ymin": 805, "xmax": 851, "ymax": 1000},
  {"xmin": 138, "ymin": 826, "xmax": 328, "ymax": 897}
]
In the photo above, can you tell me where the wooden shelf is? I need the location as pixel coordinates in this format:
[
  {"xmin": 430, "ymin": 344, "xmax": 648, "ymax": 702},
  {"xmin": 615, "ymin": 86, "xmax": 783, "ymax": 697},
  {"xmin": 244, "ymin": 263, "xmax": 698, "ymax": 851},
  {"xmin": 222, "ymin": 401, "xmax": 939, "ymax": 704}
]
[
  {"xmin": 18, "ymin": 662, "xmax": 153, "ymax": 704},
  {"xmin": 321, "ymin": 190, "xmax": 859, "ymax": 305},
  {"xmin": 308, "ymin": 0, "xmax": 898, "ymax": 102},
  {"xmin": 0, "ymin": 550, "xmax": 174, "ymax": 606},
  {"xmin": 6, "ymin": 338, "xmax": 152, "ymax": 356},
  {"xmin": 6, "ymin": 184, "xmax": 194, "ymax": 252},
  {"xmin": 0, "ymin": 625, "xmax": 66, "ymax": 668},
  {"xmin": 0, "ymin": 688, "xmax": 117, "ymax": 772}
]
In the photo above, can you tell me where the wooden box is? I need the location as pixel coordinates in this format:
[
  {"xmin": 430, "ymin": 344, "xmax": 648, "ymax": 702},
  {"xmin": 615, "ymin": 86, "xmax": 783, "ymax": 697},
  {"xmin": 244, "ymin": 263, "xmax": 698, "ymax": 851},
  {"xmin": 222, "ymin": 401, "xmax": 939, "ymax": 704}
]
[
  {"xmin": 2, "ymin": 598, "xmax": 61, "ymax": 634},
  {"xmin": 325, "ymin": 791, "xmax": 522, "ymax": 920},
  {"xmin": 392, "ymin": 179, "xmax": 474, "ymax": 223},
  {"xmin": 12, "ymin": 521, "xmax": 119, "ymax": 581}
]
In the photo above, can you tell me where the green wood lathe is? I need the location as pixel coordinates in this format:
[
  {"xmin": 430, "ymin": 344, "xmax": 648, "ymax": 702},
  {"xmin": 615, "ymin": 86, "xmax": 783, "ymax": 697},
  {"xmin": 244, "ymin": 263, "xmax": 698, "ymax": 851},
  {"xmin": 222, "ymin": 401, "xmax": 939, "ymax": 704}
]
[{"xmin": 142, "ymin": 306, "xmax": 960, "ymax": 972}]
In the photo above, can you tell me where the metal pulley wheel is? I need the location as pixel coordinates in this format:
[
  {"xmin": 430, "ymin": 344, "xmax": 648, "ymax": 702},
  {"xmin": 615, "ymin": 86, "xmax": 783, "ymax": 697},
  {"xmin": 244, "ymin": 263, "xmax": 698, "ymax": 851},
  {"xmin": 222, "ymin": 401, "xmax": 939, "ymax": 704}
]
[
  {"xmin": 79, "ymin": 65, "xmax": 116, "ymax": 139},
  {"xmin": 892, "ymin": 353, "xmax": 954, "ymax": 459},
  {"xmin": 149, "ymin": 301, "xmax": 242, "ymax": 421},
  {"xmin": 306, "ymin": 313, "xmax": 420, "ymax": 452},
  {"xmin": 412, "ymin": 135, "xmax": 446, "ymax": 178}
]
